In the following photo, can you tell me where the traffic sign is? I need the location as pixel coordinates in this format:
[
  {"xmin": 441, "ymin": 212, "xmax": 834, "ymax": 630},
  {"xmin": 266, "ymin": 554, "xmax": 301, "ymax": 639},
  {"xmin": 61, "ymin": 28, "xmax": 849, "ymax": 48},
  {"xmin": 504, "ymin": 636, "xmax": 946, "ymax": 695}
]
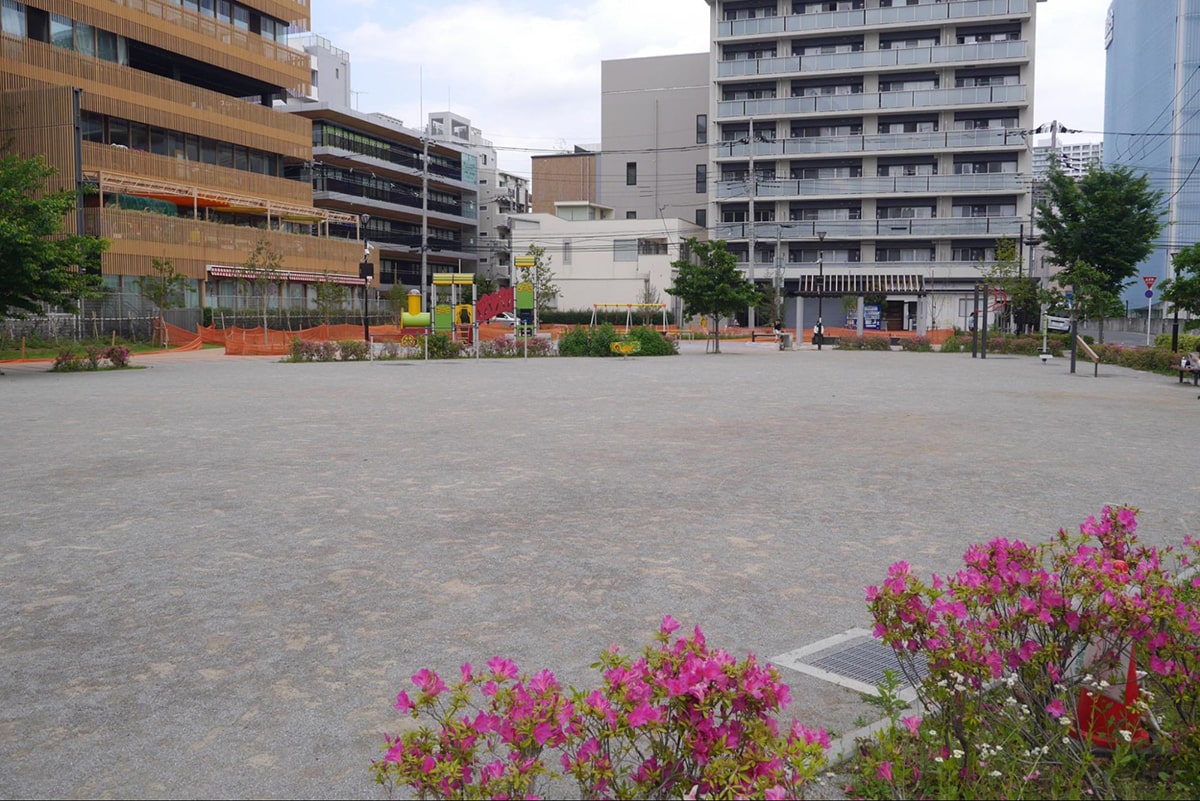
[
  {"xmin": 1143, "ymin": 275, "xmax": 1158, "ymax": 289},
  {"xmin": 1145, "ymin": 289, "xmax": 1154, "ymax": 299}
]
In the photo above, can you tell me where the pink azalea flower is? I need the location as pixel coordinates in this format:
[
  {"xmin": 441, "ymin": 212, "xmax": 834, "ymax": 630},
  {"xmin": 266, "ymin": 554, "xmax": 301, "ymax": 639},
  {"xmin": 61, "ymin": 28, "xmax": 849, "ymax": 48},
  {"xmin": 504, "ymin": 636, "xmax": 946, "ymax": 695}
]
[
  {"xmin": 532, "ymin": 721, "xmax": 555, "ymax": 746},
  {"xmin": 1046, "ymin": 698, "xmax": 1066, "ymax": 718},
  {"xmin": 901, "ymin": 715, "xmax": 922, "ymax": 736},
  {"xmin": 877, "ymin": 761, "xmax": 894, "ymax": 783},
  {"xmin": 412, "ymin": 668, "xmax": 448, "ymax": 697},
  {"xmin": 487, "ymin": 656, "xmax": 520, "ymax": 680},
  {"xmin": 460, "ymin": 662, "xmax": 473, "ymax": 683},
  {"xmin": 394, "ymin": 691, "xmax": 414, "ymax": 712},
  {"xmin": 660, "ymin": 615, "xmax": 681, "ymax": 635},
  {"xmin": 626, "ymin": 702, "xmax": 662, "ymax": 728},
  {"xmin": 765, "ymin": 787, "xmax": 787, "ymax": 800}
]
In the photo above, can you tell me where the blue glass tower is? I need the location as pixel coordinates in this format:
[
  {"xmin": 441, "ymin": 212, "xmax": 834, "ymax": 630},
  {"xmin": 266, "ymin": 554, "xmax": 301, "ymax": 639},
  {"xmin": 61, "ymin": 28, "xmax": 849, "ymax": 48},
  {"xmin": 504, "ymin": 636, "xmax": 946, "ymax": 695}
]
[{"xmin": 1105, "ymin": 0, "xmax": 1200, "ymax": 306}]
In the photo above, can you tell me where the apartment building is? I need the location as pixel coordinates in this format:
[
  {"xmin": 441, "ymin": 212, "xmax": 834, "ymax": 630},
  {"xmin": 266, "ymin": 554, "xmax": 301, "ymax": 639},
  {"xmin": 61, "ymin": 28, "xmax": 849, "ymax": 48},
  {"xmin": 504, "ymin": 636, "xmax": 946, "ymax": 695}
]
[
  {"xmin": 1033, "ymin": 139, "xmax": 1103, "ymax": 180},
  {"xmin": 600, "ymin": 53, "xmax": 711, "ymax": 226},
  {"xmin": 0, "ymin": 0, "xmax": 370, "ymax": 319},
  {"xmin": 531, "ymin": 147, "xmax": 599, "ymax": 214},
  {"xmin": 705, "ymin": 0, "xmax": 1038, "ymax": 332}
]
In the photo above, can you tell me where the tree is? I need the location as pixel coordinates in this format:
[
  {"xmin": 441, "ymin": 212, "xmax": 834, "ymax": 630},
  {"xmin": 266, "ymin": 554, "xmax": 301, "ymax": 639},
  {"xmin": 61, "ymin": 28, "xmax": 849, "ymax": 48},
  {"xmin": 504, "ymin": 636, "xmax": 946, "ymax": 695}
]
[
  {"xmin": 638, "ymin": 280, "xmax": 661, "ymax": 326},
  {"xmin": 666, "ymin": 239, "xmax": 762, "ymax": 353},
  {"xmin": 978, "ymin": 238, "xmax": 1039, "ymax": 333},
  {"xmin": 1036, "ymin": 159, "xmax": 1164, "ymax": 342},
  {"xmin": 517, "ymin": 245, "xmax": 560, "ymax": 320},
  {"xmin": 0, "ymin": 151, "xmax": 106, "ymax": 319},
  {"xmin": 314, "ymin": 276, "xmax": 346, "ymax": 325},
  {"xmin": 1159, "ymin": 244, "xmax": 1200, "ymax": 334},
  {"xmin": 136, "ymin": 257, "xmax": 188, "ymax": 346},
  {"xmin": 241, "ymin": 239, "xmax": 284, "ymax": 342}
]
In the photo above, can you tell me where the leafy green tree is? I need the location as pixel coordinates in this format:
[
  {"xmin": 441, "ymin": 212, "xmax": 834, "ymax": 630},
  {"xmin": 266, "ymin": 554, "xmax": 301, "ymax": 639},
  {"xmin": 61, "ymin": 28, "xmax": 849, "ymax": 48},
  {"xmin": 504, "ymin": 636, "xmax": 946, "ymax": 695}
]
[
  {"xmin": 517, "ymin": 245, "xmax": 560, "ymax": 320},
  {"xmin": 242, "ymin": 239, "xmax": 283, "ymax": 341},
  {"xmin": 314, "ymin": 276, "xmax": 346, "ymax": 325},
  {"xmin": 0, "ymin": 151, "xmax": 106, "ymax": 318},
  {"xmin": 136, "ymin": 257, "xmax": 189, "ymax": 346},
  {"xmin": 1159, "ymin": 244, "xmax": 1200, "ymax": 334},
  {"xmin": 978, "ymin": 238, "xmax": 1040, "ymax": 333},
  {"xmin": 385, "ymin": 284, "xmax": 409, "ymax": 325},
  {"xmin": 1036, "ymin": 159, "xmax": 1164, "ymax": 342},
  {"xmin": 666, "ymin": 239, "xmax": 762, "ymax": 353}
]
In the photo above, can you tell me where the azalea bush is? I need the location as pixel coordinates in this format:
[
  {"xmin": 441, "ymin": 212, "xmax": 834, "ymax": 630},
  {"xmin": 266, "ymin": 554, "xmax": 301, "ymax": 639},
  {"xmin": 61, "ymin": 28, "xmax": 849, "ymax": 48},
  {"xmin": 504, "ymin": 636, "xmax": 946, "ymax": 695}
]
[
  {"xmin": 853, "ymin": 507, "xmax": 1200, "ymax": 799},
  {"xmin": 479, "ymin": 335, "xmax": 555, "ymax": 358},
  {"xmin": 373, "ymin": 618, "xmax": 828, "ymax": 800},
  {"xmin": 51, "ymin": 345, "xmax": 133, "ymax": 371}
]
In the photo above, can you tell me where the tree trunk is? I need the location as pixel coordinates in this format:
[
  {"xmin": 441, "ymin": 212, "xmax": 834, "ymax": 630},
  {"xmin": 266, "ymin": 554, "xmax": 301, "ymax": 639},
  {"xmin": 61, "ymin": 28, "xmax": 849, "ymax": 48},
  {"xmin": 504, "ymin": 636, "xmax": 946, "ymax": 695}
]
[
  {"xmin": 711, "ymin": 317, "xmax": 720, "ymax": 353},
  {"xmin": 1098, "ymin": 317, "xmax": 1105, "ymax": 345}
]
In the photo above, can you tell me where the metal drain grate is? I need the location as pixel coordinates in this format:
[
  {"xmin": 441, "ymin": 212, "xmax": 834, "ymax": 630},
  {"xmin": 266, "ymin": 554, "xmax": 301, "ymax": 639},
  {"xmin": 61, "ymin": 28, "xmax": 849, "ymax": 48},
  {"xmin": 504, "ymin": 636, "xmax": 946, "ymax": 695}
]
[{"xmin": 772, "ymin": 628, "xmax": 927, "ymax": 698}]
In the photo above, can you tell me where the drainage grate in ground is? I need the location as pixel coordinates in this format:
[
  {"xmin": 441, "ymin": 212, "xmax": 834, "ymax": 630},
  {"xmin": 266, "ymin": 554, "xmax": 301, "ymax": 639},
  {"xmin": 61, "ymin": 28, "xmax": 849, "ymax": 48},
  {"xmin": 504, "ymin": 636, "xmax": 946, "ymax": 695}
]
[{"xmin": 771, "ymin": 628, "xmax": 928, "ymax": 698}]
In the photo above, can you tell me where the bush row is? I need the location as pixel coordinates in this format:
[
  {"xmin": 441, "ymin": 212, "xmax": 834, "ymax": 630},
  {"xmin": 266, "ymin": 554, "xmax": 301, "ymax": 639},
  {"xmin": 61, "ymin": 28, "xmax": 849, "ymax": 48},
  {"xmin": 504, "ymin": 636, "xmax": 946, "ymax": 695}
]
[{"xmin": 51, "ymin": 345, "xmax": 132, "ymax": 371}]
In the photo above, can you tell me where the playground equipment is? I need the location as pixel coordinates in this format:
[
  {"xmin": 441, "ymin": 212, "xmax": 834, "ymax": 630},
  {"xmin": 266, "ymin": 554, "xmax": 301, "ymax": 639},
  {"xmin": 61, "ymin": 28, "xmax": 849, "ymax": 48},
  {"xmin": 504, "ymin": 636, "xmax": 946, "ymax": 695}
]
[
  {"xmin": 589, "ymin": 303, "xmax": 668, "ymax": 333},
  {"xmin": 401, "ymin": 289, "xmax": 431, "ymax": 329},
  {"xmin": 432, "ymin": 273, "xmax": 477, "ymax": 344}
]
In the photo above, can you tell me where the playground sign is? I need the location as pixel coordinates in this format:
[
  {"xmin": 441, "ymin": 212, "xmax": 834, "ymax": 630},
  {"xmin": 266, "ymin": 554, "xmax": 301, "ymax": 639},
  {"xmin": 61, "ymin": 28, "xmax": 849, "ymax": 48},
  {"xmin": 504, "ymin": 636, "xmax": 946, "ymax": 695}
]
[{"xmin": 514, "ymin": 256, "xmax": 536, "ymax": 269}]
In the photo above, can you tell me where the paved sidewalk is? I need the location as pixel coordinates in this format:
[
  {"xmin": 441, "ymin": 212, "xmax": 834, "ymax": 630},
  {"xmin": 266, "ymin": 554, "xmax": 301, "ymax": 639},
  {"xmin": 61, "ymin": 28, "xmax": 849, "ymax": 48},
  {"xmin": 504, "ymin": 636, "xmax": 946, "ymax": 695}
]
[{"xmin": 1, "ymin": 347, "xmax": 1196, "ymax": 798}]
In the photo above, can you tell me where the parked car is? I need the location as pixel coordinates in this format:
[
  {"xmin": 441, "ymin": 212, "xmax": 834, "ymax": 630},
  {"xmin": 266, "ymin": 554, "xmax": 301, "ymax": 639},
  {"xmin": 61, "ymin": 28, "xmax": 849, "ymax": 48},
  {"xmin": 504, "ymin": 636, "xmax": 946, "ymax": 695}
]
[{"xmin": 490, "ymin": 311, "xmax": 518, "ymax": 325}]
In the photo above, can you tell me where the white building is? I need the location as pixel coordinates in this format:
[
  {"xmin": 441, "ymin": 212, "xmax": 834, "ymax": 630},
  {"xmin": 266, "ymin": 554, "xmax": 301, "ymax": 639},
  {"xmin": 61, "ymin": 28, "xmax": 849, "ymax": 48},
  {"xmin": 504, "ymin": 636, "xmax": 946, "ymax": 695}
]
[
  {"xmin": 509, "ymin": 204, "xmax": 706, "ymax": 312},
  {"xmin": 1033, "ymin": 139, "xmax": 1103, "ymax": 179},
  {"xmin": 704, "ymin": 0, "xmax": 1039, "ymax": 333}
]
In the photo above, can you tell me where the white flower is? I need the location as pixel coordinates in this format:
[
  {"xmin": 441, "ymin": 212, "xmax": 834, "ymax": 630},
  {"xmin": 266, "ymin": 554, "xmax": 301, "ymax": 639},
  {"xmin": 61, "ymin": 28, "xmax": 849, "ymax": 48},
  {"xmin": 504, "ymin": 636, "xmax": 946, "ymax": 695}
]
[
  {"xmin": 1082, "ymin": 673, "xmax": 1095, "ymax": 684},
  {"xmin": 1119, "ymin": 729, "xmax": 1133, "ymax": 743},
  {"xmin": 1059, "ymin": 715, "xmax": 1073, "ymax": 727},
  {"xmin": 934, "ymin": 756, "xmax": 945, "ymax": 763},
  {"xmin": 990, "ymin": 770, "xmax": 1003, "ymax": 778},
  {"xmin": 1099, "ymin": 680, "xmax": 1110, "ymax": 689},
  {"xmin": 952, "ymin": 749, "xmax": 965, "ymax": 759},
  {"xmin": 1062, "ymin": 736, "xmax": 1071, "ymax": 744}
]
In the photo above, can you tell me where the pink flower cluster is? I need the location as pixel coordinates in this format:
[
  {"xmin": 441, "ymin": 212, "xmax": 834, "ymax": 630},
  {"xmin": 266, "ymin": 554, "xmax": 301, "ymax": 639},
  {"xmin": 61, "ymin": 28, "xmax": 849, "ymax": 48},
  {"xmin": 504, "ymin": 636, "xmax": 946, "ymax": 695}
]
[{"xmin": 373, "ymin": 618, "xmax": 828, "ymax": 800}]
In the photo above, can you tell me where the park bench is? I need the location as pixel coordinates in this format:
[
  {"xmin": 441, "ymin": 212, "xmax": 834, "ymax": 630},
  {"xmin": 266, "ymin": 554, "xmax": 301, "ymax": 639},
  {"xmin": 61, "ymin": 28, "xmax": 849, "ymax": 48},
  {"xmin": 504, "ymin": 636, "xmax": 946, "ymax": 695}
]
[
  {"xmin": 750, "ymin": 329, "xmax": 780, "ymax": 342},
  {"xmin": 1179, "ymin": 352, "xmax": 1200, "ymax": 386}
]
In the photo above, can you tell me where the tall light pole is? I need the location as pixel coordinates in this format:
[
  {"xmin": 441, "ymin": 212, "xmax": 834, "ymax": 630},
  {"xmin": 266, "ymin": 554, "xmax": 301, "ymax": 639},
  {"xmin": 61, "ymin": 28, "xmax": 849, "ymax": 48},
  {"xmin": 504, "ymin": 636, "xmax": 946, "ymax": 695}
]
[{"xmin": 816, "ymin": 231, "xmax": 826, "ymax": 350}]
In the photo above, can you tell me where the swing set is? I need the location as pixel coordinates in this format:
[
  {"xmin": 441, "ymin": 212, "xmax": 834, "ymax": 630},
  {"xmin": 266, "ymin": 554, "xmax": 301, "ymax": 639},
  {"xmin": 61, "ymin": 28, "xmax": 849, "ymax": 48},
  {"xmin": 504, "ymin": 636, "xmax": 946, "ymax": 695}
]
[{"xmin": 589, "ymin": 303, "xmax": 669, "ymax": 334}]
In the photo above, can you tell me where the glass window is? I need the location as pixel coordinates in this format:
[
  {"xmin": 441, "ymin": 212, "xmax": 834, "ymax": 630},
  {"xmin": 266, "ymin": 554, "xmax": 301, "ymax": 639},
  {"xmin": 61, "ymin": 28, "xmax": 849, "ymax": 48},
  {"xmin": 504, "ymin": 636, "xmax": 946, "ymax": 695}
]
[
  {"xmin": 129, "ymin": 122, "xmax": 148, "ymax": 151},
  {"xmin": 1, "ymin": 0, "xmax": 26, "ymax": 38},
  {"xmin": 150, "ymin": 127, "xmax": 168, "ymax": 156},
  {"xmin": 696, "ymin": 164, "xmax": 707, "ymax": 194},
  {"xmin": 116, "ymin": 36, "xmax": 128, "ymax": 65},
  {"xmin": 185, "ymin": 134, "xmax": 200, "ymax": 162},
  {"xmin": 216, "ymin": 142, "xmax": 233, "ymax": 168},
  {"xmin": 217, "ymin": 0, "xmax": 231, "ymax": 23},
  {"xmin": 81, "ymin": 111, "xmax": 104, "ymax": 143},
  {"xmin": 563, "ymin": 240, "xmax": 572, "ymax": 265},
  {"xmin": 696, "ymin": 114, "xmax": 708, "ymax": 145},
  {"xmin": 200, "ymin": 138, "xmax": 217, "ymax": 165},
  {"xmin": 614, "ymin": 239, "xmax": 638, "ymax": 262},
  {"xmin": 233, "ymin": 146, "xmax": 248, "ymax": 171},
  {"xmin": 249, "ymin": 149, "xmax": 265, "ymax": 174},
  {"xmin": 73, "ymin": 21, "xmax": 95, "ymax": 56},
  {"xmin": 626, "ymin": 162, "xmax": 637, "ymax": 186},
  {"xmin": 108, "ymin": 118, "xmax": 129, "ymax": 148},
  {"xmin": 696, "ymin": 209, "xmax": 707, "ymax": 228},
  {"xmin": 168, "ymin": 131, "xmax": 185, "ymax": 158},
  {"xmin": 97, "ymin": 29, "xmax": 118, "ymax": 62},
  {"xmin": 49, "ymin": 14, "xmax": 72, "ymax": 49},
  {"xmin": 200, "ymin": 0, "xmax": 215, "ymax": 16},
  {"xmin": 626, "ymin": 211, "xmax": 637, "ymax": 219},
  {"xmin": 233, "ymin": 5, "xmax": 249, "ymax": 29}
]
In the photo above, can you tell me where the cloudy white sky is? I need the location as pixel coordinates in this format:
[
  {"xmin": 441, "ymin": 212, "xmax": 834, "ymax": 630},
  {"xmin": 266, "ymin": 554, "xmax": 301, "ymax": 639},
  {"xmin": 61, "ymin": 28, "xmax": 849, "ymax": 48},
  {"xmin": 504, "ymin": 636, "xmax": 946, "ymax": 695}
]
[{"xmin": 309, "ymin": 0, "xmax": 1109, "ymax": 179}]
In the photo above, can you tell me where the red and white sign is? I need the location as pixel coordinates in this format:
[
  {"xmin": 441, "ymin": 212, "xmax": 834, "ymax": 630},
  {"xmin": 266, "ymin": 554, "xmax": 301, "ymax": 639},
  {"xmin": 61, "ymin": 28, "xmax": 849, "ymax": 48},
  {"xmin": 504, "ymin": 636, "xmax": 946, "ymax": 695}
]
[{"xmin": 1143, "ymin": 275, "xmax": 1158, "ymax": 289}]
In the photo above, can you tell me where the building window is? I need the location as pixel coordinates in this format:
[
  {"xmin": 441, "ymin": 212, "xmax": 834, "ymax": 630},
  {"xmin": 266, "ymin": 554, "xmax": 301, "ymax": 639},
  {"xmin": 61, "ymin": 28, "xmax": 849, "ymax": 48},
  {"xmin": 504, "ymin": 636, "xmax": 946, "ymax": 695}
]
[
  {"xmin": 626, "ymin": 162, "xmax": 637, "ymax": 186},
  {"xmin": 696, "ymin": 114, "xmax": 708, "ymax": 144},
  {"xmin": 614, "ymin": 239, "xmax": 638, "ymax": 262},
  {"xmin": 1, "ymin": 0, "xmax": 26, "ymax": 37},
  {"xmin": 627, "ymin": 211, "xmax": 638, "ymax": 219},
  {"xmin": 696, "ymin": 164, "xmax": 707, "ymax": 194},
  {"xmin": 563, "ymin": 240, "xmax": 572, "ymax": 265},
  {"xmin": 696, "ymin": 209, "xmax": 707, "ymax": 228}
]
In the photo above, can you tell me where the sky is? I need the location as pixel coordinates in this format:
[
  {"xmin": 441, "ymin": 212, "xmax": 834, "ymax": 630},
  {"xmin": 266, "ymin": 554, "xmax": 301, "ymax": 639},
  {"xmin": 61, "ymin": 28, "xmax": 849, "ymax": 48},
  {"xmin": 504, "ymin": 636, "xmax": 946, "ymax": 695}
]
[{"xmin": 309, "ymin": 0, "xmax": 1111, "ymax": 179}]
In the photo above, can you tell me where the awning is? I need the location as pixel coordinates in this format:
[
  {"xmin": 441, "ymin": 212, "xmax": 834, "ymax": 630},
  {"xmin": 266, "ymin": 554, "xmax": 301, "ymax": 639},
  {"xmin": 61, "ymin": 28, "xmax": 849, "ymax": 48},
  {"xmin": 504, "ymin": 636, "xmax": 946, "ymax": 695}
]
[
  {"xmin": 207, "ymin": 265, "xmax": 364, "ymax": 286},
  {"xmin": 793, "ymin": 273, "xmax": 925, "ymax": 295}
]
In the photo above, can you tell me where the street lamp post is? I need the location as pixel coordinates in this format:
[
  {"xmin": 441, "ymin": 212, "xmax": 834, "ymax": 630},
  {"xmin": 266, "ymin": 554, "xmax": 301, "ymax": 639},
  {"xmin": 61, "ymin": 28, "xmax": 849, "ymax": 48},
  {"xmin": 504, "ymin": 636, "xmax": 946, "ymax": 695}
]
[{"xmin": 816, "ymin": 231, "xmax": 826, "ymax": 350}]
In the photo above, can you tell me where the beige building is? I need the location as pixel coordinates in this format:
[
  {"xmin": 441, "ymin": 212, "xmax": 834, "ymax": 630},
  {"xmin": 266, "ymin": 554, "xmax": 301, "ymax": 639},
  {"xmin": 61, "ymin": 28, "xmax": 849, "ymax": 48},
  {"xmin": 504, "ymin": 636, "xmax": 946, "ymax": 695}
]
[{"xmin": 600, "ymin": 53, "xmax": 710, "ymax": 226}]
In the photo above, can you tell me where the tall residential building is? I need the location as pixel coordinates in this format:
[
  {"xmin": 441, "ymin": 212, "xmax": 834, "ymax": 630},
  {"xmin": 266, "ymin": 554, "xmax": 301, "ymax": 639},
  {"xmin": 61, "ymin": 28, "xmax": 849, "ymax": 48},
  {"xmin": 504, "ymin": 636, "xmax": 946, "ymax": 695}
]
[
  {"xmin": 705, "ymin": 0, "xmax": 1037, "ymax": 333},
  {"xmin": 0, "ymin": 0, "xmax": 368, "ymax": 319},
  {"xmin": 600, "ymin": 53, "xmax": 711, "ymax": 226},
  {"xmin": 1033, "ymin": 139, "xmax": 1103, "ymax": 179},
  {"xmin": 1104, "ymin": 0, "xmax": 1199, "ymax": 301}
]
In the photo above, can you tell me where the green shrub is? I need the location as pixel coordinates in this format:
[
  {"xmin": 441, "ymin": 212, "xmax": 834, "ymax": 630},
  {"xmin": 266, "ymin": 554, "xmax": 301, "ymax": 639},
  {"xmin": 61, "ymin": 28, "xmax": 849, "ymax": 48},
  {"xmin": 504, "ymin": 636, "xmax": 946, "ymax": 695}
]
[
  {"xmin": 337, "ymin": 339, "xmax": 370, "ymax": 361},
  {"xmin": 899, "ymin": 336, "xmax": 932, "ymax": 352},
  {"xmin": 103, "ymin": 346, "xmax": 131, "ymax": 368},
  {"xmin": 938, "ymin": 335, "xmax": 966, "ymax": 353},
  {"xmin": 51, "ymin": 348, "xmax": 88, "ymax": 371},
  {"xmin": 556, "ymin": 326, "xmax": 591, "ymax": 357},
  {"xmin": 1156, "ymin": 332, "xmax": 1200, "ymax": 353},
  {"xmin": 587, "ymin": 324, "xmax": 620, "ymax": 357},
  {"xmin": 1092, "ymin": 343, "xmax": 1178, "ymax": 373},
  {"xmin": 478, "ymin": 335, "xmax": 554, "ymax": 358},
  {"xmin": 424, "ymin": 332, "xmax": 462, "ymax": 360},
  {"xmin": 623, "ymin": 326, "xmax": 677, "ymax": 356},
  {"xmin": 836, "ymin": 334, "xmax": 892, "ymax": 351}
]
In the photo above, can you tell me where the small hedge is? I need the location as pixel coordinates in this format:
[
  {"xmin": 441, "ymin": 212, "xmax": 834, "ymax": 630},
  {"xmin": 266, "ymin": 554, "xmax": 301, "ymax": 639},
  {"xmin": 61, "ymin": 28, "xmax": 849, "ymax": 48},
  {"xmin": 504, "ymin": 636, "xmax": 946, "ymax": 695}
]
[
  {"xmin": 478, "ymin": 335, "xmax": 554, "ymax": 358},
  {"xmin": 1155, "ymin": 332, "xmax": 1200, "ymax": 353},
  {"xmin": 557, "ymin": 324, "xmax": 675, "ymax": 357},
  {"xmin": 51, "ymin": 345, "xmax": 133, "ymax": 371},
  {"xmin": 836, "ymin": 334, "xmax": 892, "ymax": 351}
]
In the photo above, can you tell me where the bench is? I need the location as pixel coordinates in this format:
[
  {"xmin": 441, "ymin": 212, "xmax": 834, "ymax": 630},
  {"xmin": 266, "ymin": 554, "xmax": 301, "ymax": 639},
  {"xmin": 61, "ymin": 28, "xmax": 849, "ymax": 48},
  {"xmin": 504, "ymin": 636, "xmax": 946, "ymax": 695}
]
[
  {"xmin": 1179, "ymin": 353, "xmax": 1200, "ymax": 386},
  {"xmin": 750, "ymin": 329, "xmax": 781, "ymax": 342}
]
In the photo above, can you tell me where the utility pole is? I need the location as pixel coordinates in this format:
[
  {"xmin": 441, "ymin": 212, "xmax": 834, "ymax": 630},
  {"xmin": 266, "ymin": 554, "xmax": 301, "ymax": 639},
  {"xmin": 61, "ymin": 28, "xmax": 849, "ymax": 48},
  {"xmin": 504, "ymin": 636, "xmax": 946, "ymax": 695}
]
[
  {"xmin": 421, "ymin": 130, "xmax": 430, "ymax": 314},
  {"xmin": 747, "ymin": 118, "xmax": 756, "ymax": 330}
]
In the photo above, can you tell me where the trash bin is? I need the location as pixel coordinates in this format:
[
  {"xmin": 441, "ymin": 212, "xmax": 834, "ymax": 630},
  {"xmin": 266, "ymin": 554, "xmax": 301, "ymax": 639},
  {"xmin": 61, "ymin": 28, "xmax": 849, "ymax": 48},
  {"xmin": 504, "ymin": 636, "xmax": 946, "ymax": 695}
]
[{"xmin": 779, "ymin": 333, "xmax": 792, "ymax": 350}]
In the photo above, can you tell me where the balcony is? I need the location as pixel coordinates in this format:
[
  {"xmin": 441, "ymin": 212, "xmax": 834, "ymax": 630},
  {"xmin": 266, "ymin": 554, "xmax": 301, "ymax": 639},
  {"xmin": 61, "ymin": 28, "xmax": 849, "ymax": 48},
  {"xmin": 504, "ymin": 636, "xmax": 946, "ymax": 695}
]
[
  {"xmin": 717, "ymin": 40, "xmax": 1026, "ymax": 78},
  {"xmin": 713, "ymin": 129, "xmax": 1022, "ymax": 159},
  {"xmin": 714, "ymin": 217, "xmax": 1022, "ymax": 241},
  {"xmin": 718, "ymin": 85, "xmax": 1026, "ymax": 118},
  {"xmin": 717, "ymin": 0, "xmax": 1031, "ymax": 39},
  {"xmin": 716, "ymin": 173, "xmax": 1024, "ymax": 199}
]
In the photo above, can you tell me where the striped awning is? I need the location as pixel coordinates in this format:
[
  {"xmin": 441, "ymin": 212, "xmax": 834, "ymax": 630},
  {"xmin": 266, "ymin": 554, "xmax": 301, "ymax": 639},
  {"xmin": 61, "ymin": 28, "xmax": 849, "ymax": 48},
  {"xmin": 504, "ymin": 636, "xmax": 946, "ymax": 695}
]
[
  {"xmin": 207, "ymin": 265, "xmax": 364, "ymax": 286},
  {"xmin": 793, "ymin": 273, "xmax": 925, "ymax": 294}
]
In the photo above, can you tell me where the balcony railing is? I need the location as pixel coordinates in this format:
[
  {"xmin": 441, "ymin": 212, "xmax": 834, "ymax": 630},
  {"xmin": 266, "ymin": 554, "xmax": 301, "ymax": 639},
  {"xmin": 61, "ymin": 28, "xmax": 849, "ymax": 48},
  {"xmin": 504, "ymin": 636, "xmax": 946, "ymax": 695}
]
[
  {"xmin": 718, "ymin": 0, "xmax": 1030, "ymax": 39},
  {"xmin": 714, "ymin": 217, "xmax": 1023, "ymax": 240},
  {"xmin": 716, "ymin": 173, "xmax": 1024, "ymax": 199},
  {"xmin": 718, "ymin": 85, "xmax": 1026, "ymax": 118},
  {"xmin": 717, "ymin": 40, "xmax": 1026, "ymax": 77},
  {"xmin": 714, "ymin": 129, "xmax": 1022, "ymax": 159}
]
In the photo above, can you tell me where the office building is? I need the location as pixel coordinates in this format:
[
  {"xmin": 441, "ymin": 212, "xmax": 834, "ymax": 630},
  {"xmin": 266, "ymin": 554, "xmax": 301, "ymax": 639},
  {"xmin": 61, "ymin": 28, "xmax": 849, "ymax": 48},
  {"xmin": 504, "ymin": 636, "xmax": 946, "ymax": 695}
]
[
  {"xmin": 531, "ymin": 147, "xmax": 599, "ymax": 214},
  {"xmin": 1104, "ymin": 0, "xmax": 1200, "ymax": 300},
  {"xmin": 705, "ymin": 0, "xmax": 1038, "ymax": 332},
  {"xmin": 0, "ymin": 0, "xmax": 368, "ymax": 323}
]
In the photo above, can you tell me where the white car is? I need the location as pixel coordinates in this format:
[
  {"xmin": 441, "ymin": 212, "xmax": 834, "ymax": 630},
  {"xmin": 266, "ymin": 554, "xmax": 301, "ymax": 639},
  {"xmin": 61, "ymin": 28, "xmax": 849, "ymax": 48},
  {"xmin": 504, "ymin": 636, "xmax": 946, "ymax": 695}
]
[{"xmin": 490, "ymin": 311, "xmax": 518, "ymax": 325}]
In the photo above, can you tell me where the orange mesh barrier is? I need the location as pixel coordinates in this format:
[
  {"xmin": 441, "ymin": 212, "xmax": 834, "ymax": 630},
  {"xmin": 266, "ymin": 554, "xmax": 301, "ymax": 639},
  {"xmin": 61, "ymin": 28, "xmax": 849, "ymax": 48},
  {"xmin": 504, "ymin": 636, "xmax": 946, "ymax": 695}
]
[{"xmin": 159, "ymin": 321, "xmax": 204, "ymax": 351}]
